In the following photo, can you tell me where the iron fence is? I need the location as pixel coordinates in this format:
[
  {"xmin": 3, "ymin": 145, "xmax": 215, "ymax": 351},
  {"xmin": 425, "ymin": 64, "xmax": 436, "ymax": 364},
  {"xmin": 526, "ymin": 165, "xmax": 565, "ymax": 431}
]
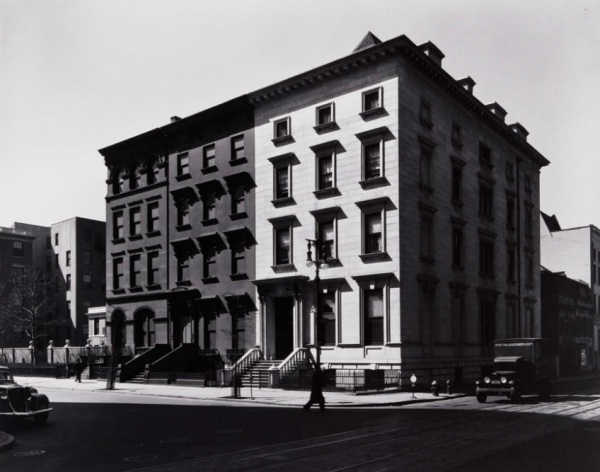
[{"xmin": 281, "ymin": 369, "xmax": 401, "ymax": 392}]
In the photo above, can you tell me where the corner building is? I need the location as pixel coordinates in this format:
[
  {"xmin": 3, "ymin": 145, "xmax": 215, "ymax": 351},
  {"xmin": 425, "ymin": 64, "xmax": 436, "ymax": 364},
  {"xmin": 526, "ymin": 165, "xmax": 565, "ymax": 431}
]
[
  {"xmin": 99, "ymin": 98, "xmax": 256, "ymax": 374},
  {"xmin": 251, "ymin": 33, "xmax": 549, "ymax": 383}
]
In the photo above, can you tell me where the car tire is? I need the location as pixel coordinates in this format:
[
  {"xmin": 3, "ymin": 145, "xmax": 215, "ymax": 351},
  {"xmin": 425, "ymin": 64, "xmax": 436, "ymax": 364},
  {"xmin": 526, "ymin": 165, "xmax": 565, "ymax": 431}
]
[
  {"xmin": 538, "ymin": 383, "xmax": 552, "ymax": 401},
  {"xmin": 510, "ymin": 385, "xmax": 522, "ymax": 403},
  {"xmin": 34, "ymin": 395, "xmax": 50, "ymax": 425},
  {"xmin": 476, "ymin": 393, "xmax": 487, "ymax": 403}
]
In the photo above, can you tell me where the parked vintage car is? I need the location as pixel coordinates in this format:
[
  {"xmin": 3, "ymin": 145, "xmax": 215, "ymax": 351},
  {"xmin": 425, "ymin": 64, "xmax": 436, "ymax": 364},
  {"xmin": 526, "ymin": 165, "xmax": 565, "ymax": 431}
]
[{"xmin": 0, "ymin": 366, "xmax": 52, "ymax": 424}]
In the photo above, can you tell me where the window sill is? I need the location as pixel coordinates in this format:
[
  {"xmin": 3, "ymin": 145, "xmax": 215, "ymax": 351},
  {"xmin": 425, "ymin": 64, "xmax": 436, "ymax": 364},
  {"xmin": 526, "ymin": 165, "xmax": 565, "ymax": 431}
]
[
  {"xmin": 201, "ymin": 218, "xmax": 218, "ymax": 226},
  {"xmin": 112, "ymin": 288, "xmax": 126, "ymax": 295},
  {"xmin": 230, "ymin": 273, "xmax": 249, "ymax": 281},
  {"xmin": 229, "ymin": 157, "xmax": 248, "ymax": 167},
  {"xmin": 111, "ymin": 237, "xmax": 126, "ymax": 245},
  {"xmin": 313, "ymin": 121, "xmax": 337, "ymax": 133},
  {"xmin": 128, "ymin": 234, "xmax": 143, "ymax": 241},
  {"xmin": 129, "ymin": 286, "xmax": 144, "ymax": 293},
  {"xmin": 146, "ymin": 230, "xmax": 161, "ymax": 238},
  {"xmin": 271, "ymin": 196, "xmax": 295, "ymax": 207},
  {"xmin": 175, "ymin": 280, "xmax": 192, "ymax": 287},
  {"xmin": 230, "ymin": 211, "xmax": 248, "ymax": 221},
  {"xmin": 175, "ymin": 174, "xmax": 192, "ymax": 182},
  {"xmin": 175, "ymin": 224, "xmax": 192, "ymax": 231},
  {"xmin": 271, "ymin": 263, "xmax": 296, "ymax": 273},
  {"xmin": 313, "ymin": 186, "xmax": 340, "ymax": 199},
  {"xmin": 201, "ymin": 277, "xmax": 219, "ymax": 284},
  {"xmin": 359, "ymin": 252, "xmax": 390, "ymax": 263},
  {"xmin": 271, "ymin": 135, "xmax": 293, "ymax": 146},
  {"xmin": 146, "ymin": 284, "xmax": 162, "ymax": 291},
  {"xmin": 359, "ymin": 176, "xmax": 389, "ymax": 190},
  {"xmin": 359, "ymin": 107, "xmax": 385, "ymax": 119},
  {"xmin": 201, "ymin": 165, "xmax": 218, "ymax": 175}
]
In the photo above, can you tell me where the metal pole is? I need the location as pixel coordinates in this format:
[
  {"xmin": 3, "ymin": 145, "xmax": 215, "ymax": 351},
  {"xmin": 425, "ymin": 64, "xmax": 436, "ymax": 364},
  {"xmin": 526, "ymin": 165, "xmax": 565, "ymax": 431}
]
[{"xmin": 315, "ymin": 258, "xmax": 320, "ymax": 369}]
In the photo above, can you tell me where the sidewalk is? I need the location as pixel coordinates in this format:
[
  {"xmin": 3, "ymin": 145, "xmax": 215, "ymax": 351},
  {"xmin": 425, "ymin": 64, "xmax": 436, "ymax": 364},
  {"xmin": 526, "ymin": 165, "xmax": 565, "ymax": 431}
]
[{"xmin": 12, "ymin": 376, "xmax": 464, "ymax": 408}]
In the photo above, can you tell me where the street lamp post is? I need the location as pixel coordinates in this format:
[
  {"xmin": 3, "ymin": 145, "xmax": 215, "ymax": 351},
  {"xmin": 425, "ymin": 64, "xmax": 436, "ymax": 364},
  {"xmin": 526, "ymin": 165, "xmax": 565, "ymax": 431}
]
[
  {"xmin": 306, "ymin": 239, "xmax": 329, "ymax": 369},
  {"xmin": 225, "ymin": 294, "xmax": 240, "ymax": 399}
]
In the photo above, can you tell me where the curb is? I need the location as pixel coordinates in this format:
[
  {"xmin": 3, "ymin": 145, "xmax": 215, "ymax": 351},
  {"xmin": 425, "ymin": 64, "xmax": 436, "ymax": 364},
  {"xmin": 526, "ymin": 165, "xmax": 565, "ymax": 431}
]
[{"xmin": 0, "ymin": 431, "xmax": 15, "ymax": 453}]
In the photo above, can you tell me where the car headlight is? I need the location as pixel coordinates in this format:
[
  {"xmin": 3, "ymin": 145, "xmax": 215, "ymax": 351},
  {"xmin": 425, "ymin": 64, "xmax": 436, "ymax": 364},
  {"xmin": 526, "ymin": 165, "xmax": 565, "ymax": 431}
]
[
  {"xmin": 0, "ymin": 393, "xmax": 7, "ymax": 400},
  {"xmin": 484, "ymin": 377, "xmax": 491, "ymax": 384},
  {"xmin": 501, "ymin": 377, "xmax": 508, "ymax": 384},
  {"xmin": 29, "ymin": 388, "xmax": 38, "ymax": 397}
]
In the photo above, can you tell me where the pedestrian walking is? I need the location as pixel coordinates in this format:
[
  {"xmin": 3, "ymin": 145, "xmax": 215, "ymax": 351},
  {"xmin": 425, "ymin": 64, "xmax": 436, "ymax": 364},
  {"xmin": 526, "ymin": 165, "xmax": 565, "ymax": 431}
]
[
  {"xmin": 74, "ymin": 358, "xmax": 84, "ymax": 383},
  {"xmin": 303, "ymin": 367, "xmax": 325, "ymax": 411}
]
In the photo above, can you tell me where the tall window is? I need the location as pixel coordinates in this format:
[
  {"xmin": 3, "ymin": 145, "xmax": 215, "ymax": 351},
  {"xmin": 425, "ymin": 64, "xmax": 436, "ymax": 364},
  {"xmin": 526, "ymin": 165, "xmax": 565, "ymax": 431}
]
[
  {"xmin": 364, "ymin": 213, "xmax": 382, "ymax": 254},
  {"xmin": 147, "ymin": 202, "xmax": 159, "ymax": 233},
  {"xmin": 203, "ymin": 144, "xmax": 216, "ymax": 169},
  {"xmin": 420, "ymin": 213, "xmax": 434, "ymax": 260},
  {"xmin": 113, "ymin": 211, "xmax": 124, "ymax": 240},
  {"xmin": 364, "ymin": 288, "xmax": 383, "ymax": 345},
  {"xmin": 317, "ymin": 153, "xmax": 334, "ymax": 190},
  {"xmin": 203, "ymin": 250, "xmax": 216, "ymax": 279},
  {"xmin": 319, "ymin": 292, "xmax": 336, "ymax": 346},
  {"xmin": 451, "ymin": 122, "xmax": 463, "ymax": 147},
  {"xmin": 275, "ymin": 166, "xmax": 290, "ymax": 199},
  {"xmin": 83, "ymin": 251, "xmax": 92, "ymax": 266},
  {"xmin": 176, "ymin": 255, "xmax": 189, "ymax": 282},
  {"xmin": 112, "ymin": 169, "xmax": 124, "ymax": 194},
  {"xmin": 363, "ymin": 142, "xmax": 381, "ymax": 180},
  {"xmin": 507, "ymin": 244, "xmax": 516, "ymax": 284},
  {"xmin": 231, "ymin": 187, "xmax": 245, "ymax": 215},
  {"xmin": 452, "ymin": 226, "xmax": 463, "ymax": 267},
  {"xmin": 506, "ymin": 160, "xmax": 515, "ymax": 182},
  {"xmin": 318, "ymin": 220, "xmax": 335, "ymax": 259},
  {"xmin": 203, "ymin": 193, "xmax": 216, "ymax": 221},
  {"xmin": 420, "ymin": 142, "xmax": 434, "ymax": 191},
  {"xmin": 66, "ymin": 274, "xmax": 71, "ymax": 291},
  {"xmin": 83, "ymin": 274, "xmax": 92, "ymax": 290},
  {"xmin": 113, "ymin": 258, "xmax": 124, "ymax": 289},
  {"xmin": 148, "ymin": 252, "xmax": 159, "ymax": 285},
  {"xmin": 420, "ymin": 98, "xmax": 432, "ymax": 127},
  {"xmin": 177, "ymin": 153, "xmax": 189, "ymax": 176},
  {"xmin": 13, "ymin": 241, "xmax": 24, "ymax": 257},
  {"xmin": 231, "ymin": 240, "xmax": 246, "ymax": 276},
  {"xmin": 66, "ymin": 251, "xmax": 71, "ymax": 267},
  {"xmin": 55, "ymin": 233, "xmax": 59, "ymax": 245},
  {"xmin": 130, "ymin": 207, "xmax": 141, "ymax": 236},
  {"xmin": 479, "ymin": 238, "xmax": 495, "ymax": 279},
  {"xmin": 231, "ymin": 135, "xmax": 245, "ymax": 161},
  {"xmin": 147, "ymin": 159, "xmax": 160, "ymax": 185},
  {"xmin": 479, "ymin": 294, "xmax": 496, "ymax": 347},
  {"xmin": 524, "ymin": 174, "xmax": 532, "ymax": 194},
  {"xmin": 177, "ymin": 200, "xmax": 190, "ymax": 227},
  {"xmin": 479, "ymin": 182, "xmax": 494, "ymax": 220},
  {"xmin": 451, "ymin": 162, "xmax": 463, "ymax": 203},
  {"xmin": 362, "ymin": 87, "xmax": 382, "ymax": 112},
  {"xmin": 129, "ymin": 167, "xmax": 139, "ymax": 190},
  {"xmin": 524, "ymin": 205, "xmax": 533, "ymax": 239},
  {"xmin": 525, "ymin": 251, "xmax": 534, "ymax": 287},
  {"xmin": 506, "ymin": 195, "xmax": 516, "ymax": 230},
  {"xmin": 275, "ymin": 227, "xmax": 290, "ymax": 265},
  {"xmin": 130, "ymin": 254, "xmax": 141, "ymax": 287},
  {"xmin": 479, "ymin": 143, "xmax": 492, "ymax": 167}
]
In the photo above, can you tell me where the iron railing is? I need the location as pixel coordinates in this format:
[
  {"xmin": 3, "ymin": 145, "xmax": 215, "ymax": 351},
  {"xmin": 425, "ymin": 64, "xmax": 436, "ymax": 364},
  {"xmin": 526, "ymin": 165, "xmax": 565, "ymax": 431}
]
[{"xmin": 281, "ymin": 369, "xmax": 401, "ymax": 392}]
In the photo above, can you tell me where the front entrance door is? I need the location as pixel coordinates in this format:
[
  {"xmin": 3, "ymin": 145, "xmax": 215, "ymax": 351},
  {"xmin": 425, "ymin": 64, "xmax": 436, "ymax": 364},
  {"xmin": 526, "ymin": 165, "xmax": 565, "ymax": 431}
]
[{"xmin": 274, "ymin": 297, "xmax": 294, "ymax": 360}]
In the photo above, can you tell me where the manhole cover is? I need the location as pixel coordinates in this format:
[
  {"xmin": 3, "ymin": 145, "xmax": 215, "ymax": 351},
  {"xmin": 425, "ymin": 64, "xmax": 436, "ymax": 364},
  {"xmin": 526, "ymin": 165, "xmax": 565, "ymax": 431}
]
[
  {"xmin": 123, "ymin": 454, "xmax": 158, "ymax": 462},
  {"xmin": 13, "ymin": 450, "xmax": 46, "ymax": 457}
]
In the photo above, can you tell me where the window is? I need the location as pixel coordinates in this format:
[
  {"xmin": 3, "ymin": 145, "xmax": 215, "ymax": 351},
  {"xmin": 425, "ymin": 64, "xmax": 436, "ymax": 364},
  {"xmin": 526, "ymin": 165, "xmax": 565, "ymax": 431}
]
[
  {"xmin": 451, "ymin": 122, "xmax": 463, "ymax": 147},
  {"xmin": 364, "ymin": 212, "xmax": 382, "ymax": 254},
  {"xmin": 13, "ymin": 241, "xmax": 24, "ymax": 257},
  {"xmin": 452, "ymin": 226, "xmax": 463, "ymax": 267},
  {"xmin": 507, "ymin": 244, "xmax": 516, "ymax": 284},
  {"xmin": 315, "ymin": 103, "xmax": 334, "ymax": 129},
  {"xmin": 525, "ymin": 251, "xmax": 534, "ymax": 288},
  {"xmin": 524, "ymin": 174, "xmax": 532, "ymax": 194},
  {"xmin": 451, "ymin": 158, "xmax": 464, "ymax": 204},
  {"xmin": 363, "ymin": 142, "xmax": 382, "ymax": 180},
  {"xmin": 524, "ymin": 204, "xmax": 533, "ymax": 239},
  {"xmin": 273, "ymin": 117, "xmax": 291, "ymax": 139},
  {"xmin": 83, "ymin": 251, "xmax": 92, "ymax": 266},
  {"xmin": 46, "ymin": 236, "xmax": 51, "ymax": 249},
  {"xmin": 147, "ymin": 203, "xmax": 159, "ymax": 233},
  {"xmin": 55, "ymin": 233, "xmax": 59, "ymax": 245},
  {"xmin": 231, "ymin": 187, "xmax": 245, "ymax": 215},
  {"xmin": 113, "ymin": 258, "xmax": 124, "ymax": 290},
  {"xmin": 319, "ymin": 292, "xmax": 336, "ymax": 346},
  {"xmin": 479, "ymin": 181, "xmax": 494, "ymax": 220},
  {"xmin": 84, "ymin": 229, "xmax": 91, "ymax": 242},
  {"xmin": 177, "ymin": 153, "xmax": 189, "ymax": 177},
  {"xmin": 274, "ymin": 227, "xmax": 291, "ymax": 265},
  {"xmin": 231, "ymin": 240, "xmax": 246, "ymax": 276},
  {"xmin": 419, "ymin": 138, "xmax": 435, "ymax": 192},
  {"xmin": 55, "ymin": 254, "xmax": 59, "ymax": 268},
  {"xmin": 317, "ymin": 152, "xmax": 334, "ymax": 190},
  {"xmin": 506, "ymin": 297, "xmax": 519, "ymax": 338},
  {"xmin": 83, "ymin": 274, "xmax": 92, "ymax": 290},
  {"xmin": 364, "ymin": 288, "xmax": 383, "ymax": 345},
  {"xmin": 275, "ymin": 166, "xmax": 290, "ymax": 200},
  {"xmin": 506, "ymin": 194, "xmax": 516, "ymax": 230},
  {"xmin": 362, "ymin": 87, "xmax": 382, "ymax": 113},
  {"xmin": 130, "ymin": 207, "xmax": 141, "ymax": 236},
  {"xmin": 479, "ymin": 293, "xmax": 496, "ymax": 347},
  {"xmin": 420, "ymin": 213, "xmax": 434, "ymax": 261},
  {"xmin": 506, "ymin": 161, "xmax": 515, "ymax": 182},
  {"xmin": 231, "ymin": 135, "xmax": 245, "ymax": 162},
  {"xmin": 147, "ymin": 252, "xmax": 159, "ymax": 286},
  {"xmin": 203, "ymin": 250, "xmax": 216, "ymax": 279},
  {"xmin": 479, "ymin": 237, "xmax": 495, "ymax": 279},
  {"xmin": 479, "ymin": 143, "xmax": 492, "ymax": 167},
  {"xmin": 46, "ymin": 256, "xmax": 51, "ymax": 271},
  {"xmin": 203, "ymin": 144, "xmax": 216, "ymax": 169},
  {"xmin": 66, "ymin": 274, "xmax": 71, "ymax": 291},
  {"xmin": 318, "ymin": 220, "xmax": 335, "ymax": 259},
  {"xmin": 129, "ymin": 167, "xmax": 140, "ymax": 190},
  {"xmin": 113, "ymin": 211, "xmax": 124, "ymax": 240},
  {"xmin": 66, "ymin": 251, "xmax": 71, "ymax": 267},
  {"xmin": 147, "ymin": 159, "xmax": 160, "ymax": 185},
  {"xmin": 420, "ymin": 98, "xmax": 433, "ymax": 128},
  {"xmin": 67, "ymin": 301, "xmax": 71, "ymax": 318},
  {"xmin": 112, "ymin": 169, "xmax": 124, "ymax": 194},
  {"xmin": 203, "ymin": 193, "xmax": 216, "ymax": 221},
  {"xmin": 176, "ymin": 254, "xmax": 190, "ymax": 283},
  {"xmin": 177, "ymin": 200, "xmax": 190, "ymax": 227},
  {"xmin": 130, "ymin": 254, "xmax": 141, "ymax": 287}
]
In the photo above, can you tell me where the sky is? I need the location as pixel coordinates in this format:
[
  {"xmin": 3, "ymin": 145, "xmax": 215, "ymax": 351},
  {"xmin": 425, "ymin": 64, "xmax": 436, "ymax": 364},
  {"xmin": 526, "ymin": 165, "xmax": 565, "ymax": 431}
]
[{"xmin": 1, "ymin": 0, "xmax": 599, "ymax": 229}]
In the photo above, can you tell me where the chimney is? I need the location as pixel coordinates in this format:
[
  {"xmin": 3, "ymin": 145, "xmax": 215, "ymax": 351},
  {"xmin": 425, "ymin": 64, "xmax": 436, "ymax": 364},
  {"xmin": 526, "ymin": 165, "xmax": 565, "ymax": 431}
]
[
  {"xmin": 486, "ymin": 102, "xmax": 508, "ymax": 122},
  {"xmin": 170, "ymin": 116, "xmax": 181, "ymax": 123},
  {"xmin": 457, "ymin": 77, "xmax": 476, "ymax": 94},
  {"xmin": 419, "ymin": 41, "xmax": 445, "ymax": 67},
  {"xmin": 509, "ymin": 122, "xmax": 529, "ymax": 141}
]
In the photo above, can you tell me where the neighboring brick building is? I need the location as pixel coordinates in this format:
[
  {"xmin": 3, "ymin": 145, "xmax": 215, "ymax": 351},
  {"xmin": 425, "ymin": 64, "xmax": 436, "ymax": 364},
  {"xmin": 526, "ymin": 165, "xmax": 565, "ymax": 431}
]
[
  {"xmin": 99, "ymin": 97, "xmax": 256, "ymax": 375},
  {"xmin": 250, "ymin": 32, "xmax": 549, "ymax": 383},
  {"xmin": 541, "ymin": 212, "xmax": 600, "ymax": 367},
  {"xmin": 541, "ymin": 268, "xmax": 594, "ymax": 375}
]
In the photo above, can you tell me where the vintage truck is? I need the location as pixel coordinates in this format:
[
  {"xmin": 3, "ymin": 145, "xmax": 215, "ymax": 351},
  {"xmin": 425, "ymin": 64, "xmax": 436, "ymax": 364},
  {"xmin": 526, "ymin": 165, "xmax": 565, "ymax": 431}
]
[{"xmin": 476, "ymin": 338, "xmax": 556, "ymax": 403}]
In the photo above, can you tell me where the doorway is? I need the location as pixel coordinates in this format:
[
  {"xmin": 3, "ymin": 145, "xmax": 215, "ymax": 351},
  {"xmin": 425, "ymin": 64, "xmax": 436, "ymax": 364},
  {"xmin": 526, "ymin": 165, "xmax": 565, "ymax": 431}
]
[{"xmin": 274, "ymin": 297, "xmax": 294, "ymax": 360}]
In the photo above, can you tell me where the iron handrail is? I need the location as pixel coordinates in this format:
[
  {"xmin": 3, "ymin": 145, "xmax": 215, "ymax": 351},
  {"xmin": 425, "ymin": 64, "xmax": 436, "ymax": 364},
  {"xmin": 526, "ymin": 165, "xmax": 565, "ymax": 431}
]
[{"xmin": 278, "ymin": 347, "xmax": 310, "ymax": 378}]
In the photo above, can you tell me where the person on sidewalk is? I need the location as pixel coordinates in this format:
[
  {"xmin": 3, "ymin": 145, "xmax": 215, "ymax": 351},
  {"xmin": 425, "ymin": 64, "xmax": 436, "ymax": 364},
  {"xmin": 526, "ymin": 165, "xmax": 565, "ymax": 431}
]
[
  {"xmin": 73, "ymin": 358, "xmax": 83, "ymax": 383},
  {"xmin": 303, "ymin": 367, "xmax": 325, "ymax": 411}
]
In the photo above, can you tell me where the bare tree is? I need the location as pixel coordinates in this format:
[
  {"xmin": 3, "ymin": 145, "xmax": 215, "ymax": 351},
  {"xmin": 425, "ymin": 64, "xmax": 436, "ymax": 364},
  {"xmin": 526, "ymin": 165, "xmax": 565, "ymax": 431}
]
[{"xmin": 0, "ymin": 283, "xmax": 18, "ymax": 360}]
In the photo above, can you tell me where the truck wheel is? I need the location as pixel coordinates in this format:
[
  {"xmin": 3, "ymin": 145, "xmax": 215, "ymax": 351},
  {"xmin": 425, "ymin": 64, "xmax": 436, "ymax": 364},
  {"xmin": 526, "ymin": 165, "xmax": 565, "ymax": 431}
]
[
  {"xmin": 510, "ymin": 385, "xmax": 522, "ymax": 403},
  {"xmin": 476, "ymin": 393, "xmax": 487, "ymax": 403}
]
